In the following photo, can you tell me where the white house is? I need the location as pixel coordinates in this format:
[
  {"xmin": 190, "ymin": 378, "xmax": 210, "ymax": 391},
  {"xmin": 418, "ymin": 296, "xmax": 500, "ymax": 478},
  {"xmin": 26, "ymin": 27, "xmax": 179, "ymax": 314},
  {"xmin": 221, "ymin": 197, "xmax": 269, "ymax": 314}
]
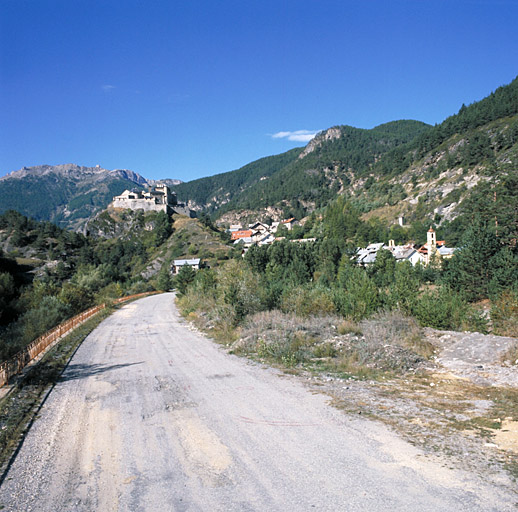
[{"xmin": 172, "ymin": 258, "xmax": 201, "ymax": 274}]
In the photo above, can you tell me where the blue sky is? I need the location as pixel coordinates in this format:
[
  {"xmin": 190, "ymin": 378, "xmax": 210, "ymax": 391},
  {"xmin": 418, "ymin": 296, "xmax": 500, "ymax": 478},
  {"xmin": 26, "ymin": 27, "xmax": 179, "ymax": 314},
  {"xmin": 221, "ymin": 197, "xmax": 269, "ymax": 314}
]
[{"xmin": 1, "ymin": 0, "xmax": 517, "ymax": 182}]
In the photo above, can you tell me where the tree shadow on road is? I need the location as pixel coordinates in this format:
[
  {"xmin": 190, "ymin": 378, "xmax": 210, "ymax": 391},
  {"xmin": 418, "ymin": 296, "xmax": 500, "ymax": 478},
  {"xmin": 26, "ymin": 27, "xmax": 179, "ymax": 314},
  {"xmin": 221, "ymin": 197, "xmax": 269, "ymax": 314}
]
[{"xmin": 59, "ymin": 362, "xmax": 144, "ymax": 382}]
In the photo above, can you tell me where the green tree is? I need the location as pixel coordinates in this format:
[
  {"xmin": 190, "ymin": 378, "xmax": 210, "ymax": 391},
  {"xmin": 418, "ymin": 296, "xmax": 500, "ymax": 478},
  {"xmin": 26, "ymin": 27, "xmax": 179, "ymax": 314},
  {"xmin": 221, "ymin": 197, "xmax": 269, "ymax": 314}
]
[
  {"xmin": 387, "ymin": 261, "xmax": 421, "ymax": 313},
  {"xmin": 334, "ymin": 265, "xmax": 380, "ymax": 320},
  {"xmin": 443, "ymin": 219, "xmax": 501, "ymax": 301},
  {"xmin": 154, "ymin": 212, "xmax": 172, "ymax": 247},
  {"xmin": 369, "ymin": 249, "xmax": 396, "ymax": 288},
  {"xmin": 0, "ymin": 272, "xmax": 16, "ymax": 324},
  {"xmin": 59, "ymin": 283, "xmax": 95, "ymax": 315},
  {"xmin": 488, "ymin": 248, "xmax": 518, "ymax": 298},
  {"xmin": 156, "ymin": 264, "xmax": 173, "ymax": 292},
  {"xmin": 174, "ymin": 265, "xmax": 196, "ymax": 295}
]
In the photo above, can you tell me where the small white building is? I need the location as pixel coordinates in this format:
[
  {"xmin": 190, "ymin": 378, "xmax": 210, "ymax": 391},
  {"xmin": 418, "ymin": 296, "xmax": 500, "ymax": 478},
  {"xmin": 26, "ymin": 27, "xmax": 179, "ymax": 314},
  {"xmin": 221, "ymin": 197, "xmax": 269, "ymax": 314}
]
[
  {"xmin": 248, "ymin": 222, "xmax": 270, "ymax": 234},
  {"xmin": 387, "ymin": 240, "xmax": 423, "ymax": 266},
  {"xmin": 257, "ymin": 233, "xmax": 276, "ymax": 246},
  {"xmin": 355, "ymin": 243, "xmax": 385, "ymax": 265},
  {"xmin": 172, "ymin": 258, "xmax": 201, "ymax": 274}
]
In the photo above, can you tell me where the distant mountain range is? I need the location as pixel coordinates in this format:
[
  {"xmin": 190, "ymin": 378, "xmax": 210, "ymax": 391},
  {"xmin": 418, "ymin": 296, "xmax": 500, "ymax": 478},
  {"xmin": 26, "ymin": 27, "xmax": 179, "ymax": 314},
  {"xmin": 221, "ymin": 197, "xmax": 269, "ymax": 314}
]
[
  {"xmin": 0, "ymin": 164, "xmax": 181, "ymax": 231},
  {"xmin": 1, "ymin": 75, "xmax": 517, "ymax": 232}
]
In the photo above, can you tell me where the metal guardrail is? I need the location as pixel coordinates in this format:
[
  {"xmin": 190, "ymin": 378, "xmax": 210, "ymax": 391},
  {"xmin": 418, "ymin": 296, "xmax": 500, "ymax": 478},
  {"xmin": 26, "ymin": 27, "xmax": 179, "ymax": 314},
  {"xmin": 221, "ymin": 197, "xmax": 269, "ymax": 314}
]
[{"xmin": 0, "ymin": 291, "xmax": 160, "ymax": 388}]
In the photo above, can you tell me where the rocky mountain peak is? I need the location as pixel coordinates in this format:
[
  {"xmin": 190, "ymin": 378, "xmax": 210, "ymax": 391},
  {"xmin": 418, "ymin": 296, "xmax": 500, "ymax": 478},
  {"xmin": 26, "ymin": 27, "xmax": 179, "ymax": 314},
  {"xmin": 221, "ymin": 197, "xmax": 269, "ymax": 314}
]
[{"xmin": 299, "ymin": 127, "xmax": 341, "ymax": 159}]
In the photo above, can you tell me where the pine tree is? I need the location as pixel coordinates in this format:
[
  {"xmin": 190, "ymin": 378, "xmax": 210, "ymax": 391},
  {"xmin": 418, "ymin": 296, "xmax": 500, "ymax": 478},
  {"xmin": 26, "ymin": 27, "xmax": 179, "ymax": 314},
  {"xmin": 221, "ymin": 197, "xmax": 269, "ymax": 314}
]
[{"xmin": 444, "ymin": 219, "xmax": 500, "ymax": 301}]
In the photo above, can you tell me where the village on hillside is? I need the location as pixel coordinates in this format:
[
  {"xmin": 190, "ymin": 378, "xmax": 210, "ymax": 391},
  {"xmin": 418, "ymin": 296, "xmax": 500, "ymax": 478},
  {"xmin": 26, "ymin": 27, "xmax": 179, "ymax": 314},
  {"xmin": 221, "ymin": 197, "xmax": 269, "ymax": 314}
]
[
  {"xmin": 355, "ymin": 227, "xmax": 457, "ymax": 267},
  {"xmin": 110, "ymin": 185, "xmax": 457, "ymax": 274},
  {"xmin": 229, "ymin": 218, "xmax": 315, "ymax": 247},
  {"xmin": 229, "ymin": 218, "xmax": 456, "ymax": 267}
]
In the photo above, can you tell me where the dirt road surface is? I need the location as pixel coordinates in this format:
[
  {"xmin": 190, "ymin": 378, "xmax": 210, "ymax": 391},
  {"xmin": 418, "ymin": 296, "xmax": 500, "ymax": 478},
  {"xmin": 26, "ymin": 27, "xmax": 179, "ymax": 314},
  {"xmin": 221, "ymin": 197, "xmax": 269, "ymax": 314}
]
[{"xmin": 0, "ymin": 294, "xmax": 515, "ymax": 511}]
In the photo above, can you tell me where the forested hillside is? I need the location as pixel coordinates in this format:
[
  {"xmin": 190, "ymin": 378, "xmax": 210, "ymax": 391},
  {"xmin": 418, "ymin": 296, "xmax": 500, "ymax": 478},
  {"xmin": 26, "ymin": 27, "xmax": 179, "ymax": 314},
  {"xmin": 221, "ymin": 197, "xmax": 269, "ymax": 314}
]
[
  {"xmin": 173, "ymin": 120, "xmax": 430, "ymax": 218},
  {"xmin": 204, "ymin": 75, "xmax": 518, "ymax": 230},
  {"xmin": 2, "ymin": 77, "xmax": 516, "ymax": 233},
  {"xmin": 0, "ymin": 165, "xmax": 149, "ymax": 231},
  {"xmin": 0, "ymin": 209, "xmax": 230, "ymax": 363},
  {"xmin": 173, "ymin": 148, "xmax": 301, "ymax": 212}
]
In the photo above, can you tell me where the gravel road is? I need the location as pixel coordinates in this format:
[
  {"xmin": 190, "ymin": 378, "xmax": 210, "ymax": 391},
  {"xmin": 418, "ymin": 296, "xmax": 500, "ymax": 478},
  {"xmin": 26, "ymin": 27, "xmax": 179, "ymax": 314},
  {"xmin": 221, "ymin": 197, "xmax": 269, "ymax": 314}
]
[{"xmin": 0, "ymin": 293, "xmax": 515, "ymax": 511}]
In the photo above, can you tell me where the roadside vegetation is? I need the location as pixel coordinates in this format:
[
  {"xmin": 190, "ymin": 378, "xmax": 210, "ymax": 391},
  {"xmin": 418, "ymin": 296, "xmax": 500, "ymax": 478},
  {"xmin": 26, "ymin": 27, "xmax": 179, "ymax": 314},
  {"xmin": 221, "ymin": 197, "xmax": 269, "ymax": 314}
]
[
  {"xmin": 176, "ymin": 196, "xmax": 518, "ymax": 483},
  {"xmin": 178, "ymin": 190, "xmax": 517, "ymax": 374},
  {"xmin": 0, "ymin": 308, "xmax": 112, "ymax": 473}
]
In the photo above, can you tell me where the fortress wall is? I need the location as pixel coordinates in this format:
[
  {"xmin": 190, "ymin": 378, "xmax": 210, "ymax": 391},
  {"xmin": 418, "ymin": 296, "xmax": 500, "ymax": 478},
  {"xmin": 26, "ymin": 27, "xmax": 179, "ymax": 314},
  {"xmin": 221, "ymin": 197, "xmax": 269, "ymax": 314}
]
[
  {"xmin": 111, "ymin": 199, "xmax": 167, "ymax": 213},
  {"xmin": 172, "ymin": 205, "xmax": 196, "ymax": 218}
]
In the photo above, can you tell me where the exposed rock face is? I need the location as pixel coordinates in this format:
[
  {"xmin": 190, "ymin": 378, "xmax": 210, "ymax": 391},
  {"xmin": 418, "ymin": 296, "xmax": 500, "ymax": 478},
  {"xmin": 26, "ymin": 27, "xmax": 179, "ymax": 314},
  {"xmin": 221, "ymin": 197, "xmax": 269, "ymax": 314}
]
[
  {"xmin": 299, "ymin": 127, "xmax": 341, "ymax": 159},
  {"xmin": 1, "ymin": 164, "xmax": 149, "ymax": 184},
  {"xmin": 217, "ymin": 206, "xmax": 285, "ymax": 226}
]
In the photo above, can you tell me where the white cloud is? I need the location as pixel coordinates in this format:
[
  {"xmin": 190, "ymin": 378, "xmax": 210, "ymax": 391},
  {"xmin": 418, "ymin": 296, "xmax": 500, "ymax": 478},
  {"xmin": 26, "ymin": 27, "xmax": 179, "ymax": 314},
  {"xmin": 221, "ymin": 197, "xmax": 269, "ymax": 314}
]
[
  {"xmin": 271, "ymin": 130, "xmax": 319, "ymax": 142},
  {"xmin": 101, "ymin": 84, "xmax": 116, "ymax": 92}
]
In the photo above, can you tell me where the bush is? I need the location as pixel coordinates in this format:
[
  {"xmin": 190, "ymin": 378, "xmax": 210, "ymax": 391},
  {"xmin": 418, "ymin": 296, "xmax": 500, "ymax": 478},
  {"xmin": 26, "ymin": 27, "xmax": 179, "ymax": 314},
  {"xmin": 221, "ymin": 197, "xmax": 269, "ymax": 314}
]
[
  {"xmin": 491, "ymin": 290, "xmax": 518, "ymax": 337},
  {"xmin": 411, "ymin": 287, "xmax": 469, "ymax": 330},
  {"xmin": 59, "ymin": 283, "xmax": 95, "ymax": 315},
  {"xmin": 125, "ymin": 280, "xmax": 154, "ymax": 296},
  {"xmin": 236, "ymin": 310, "xmax": 341, "ymax": 363},
  {"xmin": 358, "ymin": 310, "xmax": 434, "ymax": 371},
  {"xmin": 217, "ymin": 260, "xmax": 262, "ymax": 323},
  {"xmin": 333, "ymin": 266, "xmax": 380, "ymax": 321},
  {"xmin": 96, "ymin": 282, "xmax": 124, "ymax": 303},
  {"xmin": 280, "ymin": 285, "xmax": 336, "ymax": 317},
  {"xmin": 337, "ymin": 319, "xmax": 362, "ymax": 335},
  {"xmin": 500, "ymin": 342, "xmax": 518, "ymax": 365}
]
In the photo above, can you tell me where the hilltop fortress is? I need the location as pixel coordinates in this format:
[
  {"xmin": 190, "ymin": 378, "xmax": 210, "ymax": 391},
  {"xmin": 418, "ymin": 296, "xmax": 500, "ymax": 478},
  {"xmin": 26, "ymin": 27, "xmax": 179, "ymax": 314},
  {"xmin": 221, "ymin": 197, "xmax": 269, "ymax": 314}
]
[{"xmin": 111, "ymin": 184, "xmax": 194, "ymax": 217}]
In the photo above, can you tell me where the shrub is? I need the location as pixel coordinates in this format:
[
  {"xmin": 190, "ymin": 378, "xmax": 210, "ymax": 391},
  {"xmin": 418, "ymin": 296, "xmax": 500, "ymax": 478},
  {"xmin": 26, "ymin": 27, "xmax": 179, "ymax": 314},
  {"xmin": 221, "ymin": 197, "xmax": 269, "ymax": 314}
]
[
  {"xmin": 411, "ymin": 287, "xmax": 469, "ymax": 330},
  {"xmin": 337, "ymin": 319, "xmax": 362, "ymax": 336},
  {"xmin": 96, "ymin": 282, "xmax": 123, "ymax": 303},
  {"xmin": 125, "ymin": 280, "xmax": 154, "ymax": 295},
  {"xmin": 333, "ymin": 266, "xmax": 380, "ymax": 321},
  {"xmin": 236, "ymin": 310, "xmax": 342, "ymax": 364},
  {"xmin": 280, "ymin": 285, "xmax": 336, "ymax": 317},
  {"xmin": 217, "ymin": 260, "xmax": 262, "ymax": 323},
  {"xmin": 25, "ymin": 296, "xmax": 70, "ymax": 333},
  {"xmin": 313, "ymin": 342, "xmax": 338, "ymax": 358},
  {"xmin": 491, "ymin": 290, "xmax": 518, "ymax": 337},
  {"xmin": 357, "ymin": 310, "xmax": 433, "ymax": 371},
  {"xmin": 500, "ymin": 342, "xmax": 518, "ymax": 365},
  {"xmin": 59, "ymin": 283, "xmax": 94, "ymax": 315}
]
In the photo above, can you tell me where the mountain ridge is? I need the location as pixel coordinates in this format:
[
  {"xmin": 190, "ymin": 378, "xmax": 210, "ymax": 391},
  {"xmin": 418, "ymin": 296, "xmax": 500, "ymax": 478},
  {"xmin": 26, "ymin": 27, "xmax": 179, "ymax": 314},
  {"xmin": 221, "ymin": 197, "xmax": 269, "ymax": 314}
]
[
  {"xmin": 0, "ymin": 164, "xmax": 182, "ymax": 231},
  {"xmin": 1, "ymin": 75, "xmax": 516, "ymax": 233}
]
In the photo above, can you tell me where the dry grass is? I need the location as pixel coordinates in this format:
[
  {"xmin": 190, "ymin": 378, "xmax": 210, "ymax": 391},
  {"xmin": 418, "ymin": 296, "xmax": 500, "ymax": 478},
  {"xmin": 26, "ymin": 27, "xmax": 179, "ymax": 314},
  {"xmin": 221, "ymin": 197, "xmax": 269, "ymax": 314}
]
[
  {"xmin": 337, "ymin": 319, "xmax": 362, "ymax": 336},
  {"xmin": 357, "ymin": 310, "xmax": 434, "ymax": 371},
  {"xmin": 491, "ymin": 291, "xmax": 518, "ymax": 337},
  {"xmin": 178, "ymin": 293, "xmax": 239, "ymax": 344},
  {"xmin": 234, "ymin": 310, "xmax": 342, "ymax": 366},
  {"xmin": 234, "ymin": 309, "xmax": 433, "ymax": 377}
]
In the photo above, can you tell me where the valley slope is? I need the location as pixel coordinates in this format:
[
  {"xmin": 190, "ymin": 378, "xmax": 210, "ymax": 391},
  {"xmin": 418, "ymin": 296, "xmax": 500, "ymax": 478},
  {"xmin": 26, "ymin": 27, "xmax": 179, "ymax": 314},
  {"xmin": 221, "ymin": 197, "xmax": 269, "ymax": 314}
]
[{"xmin": 1, "ymin": 75, "xmax": 517, "ymax": 235}]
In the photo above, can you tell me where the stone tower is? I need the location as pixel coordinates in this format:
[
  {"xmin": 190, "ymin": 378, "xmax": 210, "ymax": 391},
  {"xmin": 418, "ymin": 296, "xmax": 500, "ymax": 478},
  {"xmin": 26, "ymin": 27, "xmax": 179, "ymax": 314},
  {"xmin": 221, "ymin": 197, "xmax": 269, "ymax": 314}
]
[{"xmin": 426, "ymin": 227, "xmax": 437, "ymax": 265}]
